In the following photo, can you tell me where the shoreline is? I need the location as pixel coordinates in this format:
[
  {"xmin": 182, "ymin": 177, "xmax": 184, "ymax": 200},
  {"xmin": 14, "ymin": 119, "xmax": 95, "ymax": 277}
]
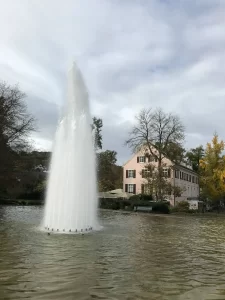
[
  {"xmin": 0, "ymin": 199, "xmax": 44, "ymax": 205},
  {"xmin": 0, "ymin": 200, "xmax": 225, "ymax": 217}
]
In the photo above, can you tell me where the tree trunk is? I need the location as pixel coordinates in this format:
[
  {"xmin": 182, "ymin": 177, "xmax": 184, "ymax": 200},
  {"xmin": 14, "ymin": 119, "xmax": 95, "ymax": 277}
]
[{"xmin": 158, "ymin": 154, "xmax": 162, "ymax": 201}]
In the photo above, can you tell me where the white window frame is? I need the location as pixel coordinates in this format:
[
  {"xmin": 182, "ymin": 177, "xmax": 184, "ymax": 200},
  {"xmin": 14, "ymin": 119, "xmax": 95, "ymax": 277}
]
[
  {"xmin": 142, "ymin": 168, "xmax": 151, "ymax": 178},
  {"xmin": 143, "ymin": 185, "xmax": 151, "ymax": 195},
  {"xmin": 128, "ymin": 170, "xmax": 134, "ymax": 178},
  {"xmin": 163, "ymin": 168, "xmax": 168, "ymax": 177},
  {"xmin": 128, "ymin": 184, "xmax": 134, "ymax": 193},
  {"xmin": 139, "ymin": 156, "xmax": 145, "ymax": 163}
]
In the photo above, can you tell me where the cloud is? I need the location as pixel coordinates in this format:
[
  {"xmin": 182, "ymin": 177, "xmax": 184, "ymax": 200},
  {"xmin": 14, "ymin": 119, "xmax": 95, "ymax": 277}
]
[
  {"xmin": 28, "ymin": 96, "xmax": 59, "ymax": 139},
  {"xmin": 0, "ymin": 0, "xmax": 224, "ymax": 164}
]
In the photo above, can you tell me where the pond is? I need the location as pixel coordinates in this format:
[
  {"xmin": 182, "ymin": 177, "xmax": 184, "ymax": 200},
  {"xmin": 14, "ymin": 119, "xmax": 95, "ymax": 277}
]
[{"xmin": 1, "ymin": 206, "xmax": 225, "ymax": 299}]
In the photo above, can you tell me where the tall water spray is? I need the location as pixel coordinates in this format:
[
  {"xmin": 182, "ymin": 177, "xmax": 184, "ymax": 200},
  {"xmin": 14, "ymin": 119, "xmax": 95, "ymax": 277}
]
[{"xmin": 43, "ymin": 63, "xmax": 99, "ymax": 233}]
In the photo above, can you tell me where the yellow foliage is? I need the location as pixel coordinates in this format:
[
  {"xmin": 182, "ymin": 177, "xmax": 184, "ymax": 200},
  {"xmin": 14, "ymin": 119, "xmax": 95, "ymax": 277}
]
[{"xmin": 200, "ymin": 134, "xmax": 225, "ymax": 201}]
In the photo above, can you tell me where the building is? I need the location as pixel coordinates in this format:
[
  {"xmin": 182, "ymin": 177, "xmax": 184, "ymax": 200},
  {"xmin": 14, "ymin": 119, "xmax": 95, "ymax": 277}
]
[{"xmin": 123, "ymin": 147, "xmax": 199, "ymax": 206}]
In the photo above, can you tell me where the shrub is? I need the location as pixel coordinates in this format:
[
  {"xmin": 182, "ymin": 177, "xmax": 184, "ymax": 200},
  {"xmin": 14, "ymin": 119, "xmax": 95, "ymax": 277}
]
[
  {"xmin": 152, "ymin": 202, "xmax": 170, "ymax": 214},
  {"xmin": 99, "ymin": 197, "xmax": 169, "ymax": 214},
  {"xmin": 17, "ymin": 190, "xmax": 43, "ymax": 200},
  {"xmin": 111, "ymin": 202, "xmax": 120, "ymax": 210},
  {"xmin": 129, "ymin": 194, "xmax": 141, "ymax": 201},
  {"xmin": 173, "ymin": 201, "xmax": 189, "ymax": 212},
  {"xmin": 99, "ymin": 198, "xmax": 130, "ymax": 210},
  {"xmin": 141, "ymin": 194, "xmax": 153, "ymax": 201},
  {"xmin": 130, "ymin": 200, "xmax": 154, "ymax": 209},
  {"xmin": 129, "ymin": 194, "xmax": 153, "ymax": 201}
]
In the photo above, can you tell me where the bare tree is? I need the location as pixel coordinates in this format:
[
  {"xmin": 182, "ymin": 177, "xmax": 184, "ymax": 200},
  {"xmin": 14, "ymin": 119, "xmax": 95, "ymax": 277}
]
[
  {"xmin": 0, "ymin": 81, "xmax": 36, "ymax": 151},
  {"xmin": 0, "ymin": 82, "xmax": 36, "ymax": 196},
  {"xmin": 141, "ymin": 162, "xmax": 184, "ymax": 201},
  {"xmin": 126, "ymin": 108, "xmax": 185, "ymax": 200}
]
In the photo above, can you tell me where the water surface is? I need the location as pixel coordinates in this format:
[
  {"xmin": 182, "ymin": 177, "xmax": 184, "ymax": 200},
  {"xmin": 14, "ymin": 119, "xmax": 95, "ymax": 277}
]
[{"xmin": 1, "ymin": 206, "xmax": 225, "ymax": 299}]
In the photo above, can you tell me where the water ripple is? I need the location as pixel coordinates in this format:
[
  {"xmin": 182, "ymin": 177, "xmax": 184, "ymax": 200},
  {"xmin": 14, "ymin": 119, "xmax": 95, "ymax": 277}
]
[{"xmin": 1, "ymin": 207, "xmax": 225, "ymax": 299}]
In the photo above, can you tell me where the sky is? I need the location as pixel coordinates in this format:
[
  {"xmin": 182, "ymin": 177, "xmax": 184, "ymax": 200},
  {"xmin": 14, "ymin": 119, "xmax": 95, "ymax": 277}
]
[{"xmin": 0, "ymin": 0, "xmax": 224, "ymax": 165}]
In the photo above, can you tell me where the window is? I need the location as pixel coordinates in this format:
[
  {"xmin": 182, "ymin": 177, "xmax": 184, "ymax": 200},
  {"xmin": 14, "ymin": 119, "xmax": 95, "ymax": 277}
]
[
  {"xmin": 137, "ymin": 156, "xmax": 146, "ymax": 163},
  {"xmin": 180, "ymin": 171, "xmax": 183, "ymax": 180},
  {"xmin": 162, "ymin": 168, "xmax": 171, "ymax": 178},
  {"xmin": 163, "ymin": 169, "xmax": 167, "ymax": 177},
  {"xmin": 125, "ymin": 184, "xmax": 135, "ymax": 193},
  {"xmin": 175, "ymin": 170, "xmax": 179, "ymax": 178},
  {"xmin": 128, "ymin": 184, "xmax": 134, "ymax": 193},
  {"xmin": 125, "ymin": 184, "xmax": 136, "ymax": 194},
  {"xmin": 142, "ymin": 169, "xmax": 150, "ymax": 178},
  {"xmin": 141, "ymin": 184, "xmax": 144, "ymax": 194},
  {"xmin": 126, "ymin": 170, "xmax": 136, "ymax": 178},
  {"xmin": 128, "ymin": 170, "xmax": 133, "ymax": 178},
  {"xmin": 141, "ymin": 184, "xmax": 152, "ymax": 195},
  {"xmin": 189, "ymin": 175, "xmax": 191, "ymax": 182},
  {"xmin": 192, "ymin": 176, "xmax": 194, "ymax": 183}
]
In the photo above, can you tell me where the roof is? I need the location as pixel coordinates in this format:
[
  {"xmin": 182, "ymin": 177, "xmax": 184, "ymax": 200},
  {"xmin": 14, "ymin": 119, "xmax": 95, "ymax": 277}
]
[
  {"xmin": 173, "ymin": 163, "xmax": 198, "ymax": 175},
  {"xmin": 122, "ymin": 152, "xmax": 137, "ymax": 167},
  {"xmin": 123, "ymin": 145, "xmax": 198, "ymax": 175}
]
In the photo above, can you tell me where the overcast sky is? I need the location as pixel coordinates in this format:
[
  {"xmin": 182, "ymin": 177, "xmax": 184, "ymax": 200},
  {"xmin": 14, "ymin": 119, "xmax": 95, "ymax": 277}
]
[{"xmin": 0, "ymin": 0, "xmax": 224, "ymax": 164}]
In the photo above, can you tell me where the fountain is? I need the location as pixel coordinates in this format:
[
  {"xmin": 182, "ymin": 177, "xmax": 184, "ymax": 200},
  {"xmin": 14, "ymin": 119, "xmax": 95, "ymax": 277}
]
[{"xmin": 43, "ymin": 63, "xmax": 99, "ymax": 233}]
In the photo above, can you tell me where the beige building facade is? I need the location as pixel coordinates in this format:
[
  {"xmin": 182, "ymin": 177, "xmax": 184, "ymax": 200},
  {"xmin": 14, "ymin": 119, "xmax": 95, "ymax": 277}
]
[{"xmin": 123, "ymin": 147, "xmax": 199, "ymax": 206}]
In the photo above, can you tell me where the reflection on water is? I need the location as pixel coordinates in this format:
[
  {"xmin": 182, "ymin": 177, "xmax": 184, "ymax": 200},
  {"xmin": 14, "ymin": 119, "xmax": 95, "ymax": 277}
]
[{"xmin": 1, "ymin": 207, "xmax": 225, "ymax": 299}]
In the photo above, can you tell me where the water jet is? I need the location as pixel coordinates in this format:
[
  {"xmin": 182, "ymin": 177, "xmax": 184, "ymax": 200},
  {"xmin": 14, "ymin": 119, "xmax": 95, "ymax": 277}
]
[{"xmin": 42, "ymin": 63, "xmax": 99, "ymax": 234}]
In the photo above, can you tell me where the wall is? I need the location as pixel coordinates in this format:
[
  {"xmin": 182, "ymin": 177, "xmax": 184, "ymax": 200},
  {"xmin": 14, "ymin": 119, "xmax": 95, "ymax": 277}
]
[{"xmin": 169, "ymin": 168, "xmax": 199, "ymax": 205}]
